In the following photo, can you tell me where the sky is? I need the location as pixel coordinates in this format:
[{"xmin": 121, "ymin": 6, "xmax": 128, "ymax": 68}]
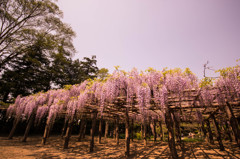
[{"xmin": 57, "ymin": 0, "xmax": 240, "ymax": 78}]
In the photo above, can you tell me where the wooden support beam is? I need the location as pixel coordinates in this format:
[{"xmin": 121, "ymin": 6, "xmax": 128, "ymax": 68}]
[
  {"xmin": 105, "ymin": 121, "xmax": 109, "ymax": 138},
  {"xmin": 159, "ymin": 121, "xmax": 164, "ymax": 141},
  {"xmin": 77, "ymin": 119, "xmax": 83, "ymax": 141},
  {"xmin": 201, "ymin": 121, "xmax": 207, "ymax": 139},
  {"xmin": 225, "ymin": 102, "xmax": 240, "ymax": 147},
  {"xmin": 165, "ymin": 109, "xmax": 178, "ymax": 159},
  {"xmin": 212, "ymin": 115, "xmax": 224, "ymax": 151},
  {"xmin": 143, "ymin": 120, "xmax": 147, "ymax": 146},
  {"xmin": 61, "ymin": 119, "xmax": 68, "ymax": 139},
  {"xmin": 116, "ymin": 116, "xmax": 119, "ymax": 145},
  {"xmin": 42, "ymin": 117, "xmax": 50, "ymax": 145},
  {"xmin": 63, "ymin": 116, "xmax": 74, "ymax": 149},
  {"xmin": 223, "ymin": 120, "xmax": 232, "ymax": 142},
  {"xmin": 150, "ymin": 120, "xmax": 156, "ymax": 143},
  {"xmin": 172, "ymin": 112, "xmax": 183, "ymax": 150},
  {"xmin": 8, "ymin": 117, "xmax": 20, "ymax": 139},
  {"xmin": 131, "ymin": 118, "xmax": 134, "ymax": 141},
  {"xmin": 90, "ymin": 110, "xmax": 98, "ymax": 152},
  {"xmin": 125, "ymin": 107, "xmax": 130, "ymax": 157},
  {"xmin": 22, "ymin": 112, "xmax": 35, "ymax": 142},
  {"xmin": 205, "ymin": 119, "xmax": 214, "ymax": 145},
  {"xmin": 98, "ymin": 117, "xmax": 103, "ymax": 144}
]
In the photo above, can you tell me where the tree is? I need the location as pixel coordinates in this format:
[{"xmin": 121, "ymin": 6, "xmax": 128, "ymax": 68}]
[
  {"xmin": 98, "ymin": 68, "xmax": 109, "ymax": 80},
  {"xmin": 50, "ymin": 55, "xmax": 99, "ymax": 88},
  {"xmin": 0, "ymin": 0, "xmax": 75, "ymax": 69},
  {"xmin": 0, "ymin": 35, "xmax": 52, "ymax": 102}
]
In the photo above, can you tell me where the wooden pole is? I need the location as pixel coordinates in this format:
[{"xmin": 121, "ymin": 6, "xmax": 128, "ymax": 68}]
[
  {"xmin": 141, "ymin": 124, "xmax": 144, "ymax": 139},
  {"xmin": 105, "ymin": 121, "xmax": 109, "ymax": 138},
  {"xmin": 143, "ymin": 120, "xmax": 147, "ymax": 146},
  {"xmin": 224, "ymin": 120, "xmax": 232, "ymax": 142},
  {"xmin": 61, "ymin": 119, "xmax": 68, "ymax": 139},
  {"xmin": 131, "ymin": 118, "xmax": 134, "ymax": 141},
  {"xmin": 172, "ymin": 112, "xmax": 183, "ymax": 149},
  {"xmin": 98, "ymin": 117, "xmax": 102, "ymax": 144},
  {"xmin": 42, "ymin": 117, "xmax": 50, "ymax": 145},
  {"xmin": 90, "ymin": 111, "xmax": 97, "ymax": 152},
  {"xmin": 159, "ymin": 121, "xmax": 164, "ymax": 141},
  {"xmin": 205, "ymin": 119, "xmax": 214, "ymax": 145},
  {"xmin": 212, "ymin": 115, "xmax": 224, "ymax": 151},
  {"xmin": 150, "ymin": 120, "xmax": 157, "ymax": 143},
  {"xmin": 125, "ymin": 107, "xmax": 130, "ymax": 157},
  {"xmin": 201, "ymin": 121, "xmax": 207, "ymax": 139},
  {"xmin": 116, "ymin": 117, "xmax": 119, "ymax": 145},
  {"xmin": 8, "ymin": 117, "xmax": 20, "ymax": 139},
  {"xmin": 63, "ymin": 117, "xmax": 74, "ymax": 149},
  {"xmin": 225, "ymin": 102, "xmax": 240, "ymax": 146},
  {"xmin": 165, "ymin": 109, "xmax": 178, "ymax": 159},
  {"xmin": 21, "ymin": 112, "xmax": 35, "ymax": 142},
  {"xmin": 82, "ymin": 120, "xmax": 87, "ymax": 139}
]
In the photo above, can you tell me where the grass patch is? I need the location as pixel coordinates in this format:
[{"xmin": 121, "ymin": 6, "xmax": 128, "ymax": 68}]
[{"xmin": 182, "ymin": 137, "xmax": 204, "ymax": 142}]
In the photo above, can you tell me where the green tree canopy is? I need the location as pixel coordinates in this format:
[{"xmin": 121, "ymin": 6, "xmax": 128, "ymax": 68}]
[{"xmin": 0, "ymin": 0, "xmax": 75, "ymax": 69}]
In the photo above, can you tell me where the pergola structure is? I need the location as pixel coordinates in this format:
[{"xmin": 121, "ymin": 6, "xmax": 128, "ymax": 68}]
[{"xmin": 5, "ymin": 67, "xmax": 240, "ymax": 158}]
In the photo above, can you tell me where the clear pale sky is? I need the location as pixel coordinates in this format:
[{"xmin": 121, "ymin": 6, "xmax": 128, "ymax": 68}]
[{"xmin": 57, "ymin": 0, "xmax": 240, "ymax": 78}]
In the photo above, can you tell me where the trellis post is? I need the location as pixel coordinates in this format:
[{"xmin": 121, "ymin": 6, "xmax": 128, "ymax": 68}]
[
  {"xmin": 224, "ymin": 120, "xmax": 232, "ymax": 142},
  {"xmin": 8, "ymin": 117, "xmax": 20, "ymax": 139},
  {"xmin": 116, "ymin": 116, "xmax": 119, "ymax": 145},
  {"xmin": 143, "ymin": 119, "xmax": 147, "ymax": 146},
  {"xmin": 63, "ymin": 114, "xmax": 75, "ymax": 149},
  {"xmin": 125, "ymin": 107, "xmax": 130, "ymax": 157},
  {"xmin": 212, "ymin": 115, "xmax": 224, "ymax": 151},
  {"xmin": 131, "ymin": 118, "xmax": 134, "ymax": 141},
  {"xmin": 90, "ymin": 110, "xmax": 98, "ymax": 152},
  {"xmin": 165, "ymin": 108, "xmax": 178, "ymax": 159},
  {"xmin": 42, "ymin": 117, "xmax": 51, "ymax": 145},
  {"xmin": 61, "ymin": 118, "xmax": 68, "ymax": 139},
  {"xmin": 105, "ymin": 120, "xmax": 109, "ymax": 138},
  {"xmin": 150, "ymin": 119, "xmax": 156, "ymax": 143},
  {"xmin": 21, "ymin": 111, "xmax": 36, "ymax": 142},
  {"xmin": 98, "ymin": 117, "xmax": 103, "ymax": 144},
  {"xmin": 205, "ymin": 119, "xmax": 214, "ymax": 145},
  {"xmin": 159, "ymin": 120, "xmax": 164, "ymax": 141},
  {"xmin": 225, "ymin": 102, "xmax": 240, "ymax": 146}
]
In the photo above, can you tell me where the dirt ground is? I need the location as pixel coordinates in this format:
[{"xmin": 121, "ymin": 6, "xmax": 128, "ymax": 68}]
[{"xmin": 0, "ymin": 135, "xmax": 240, "ymax": 159}]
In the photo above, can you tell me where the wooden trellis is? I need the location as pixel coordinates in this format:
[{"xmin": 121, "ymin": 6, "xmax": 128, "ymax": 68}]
[{"xmin": 4, "ymin": 88, "xmax": 240, "ymax": 159}]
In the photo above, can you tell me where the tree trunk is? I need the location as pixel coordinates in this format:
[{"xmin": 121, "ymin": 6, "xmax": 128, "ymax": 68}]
[
  {"xmin": 105, "ymin": 121, "xmax": 109, "ymax": 138},
  {"xmin": 63, "ymin": 117, "xmax": 74, "ymax": 149},
  {"xmin": 212, "ymin": 115, "xmax": 224, "ymax": 151},
  {"xmin": 98, "ymin": 117, "xmax": 102, "ymax": 144},
  {"xmin": 90, "ymin": 111, "xmax": 98, "ymax": 152},
  {"xmin": 205, "ymin": 119, "xmax": 214, "ymax": 145},
  {"xmin": 22, "ymin": 112, "xmax": 35, "ymax": 142},
  {"xmin": 165, "ymin": 109, "xmax": 178, "ymax": 159},
  {"xmin": 141, "ymin": 124, "xmax": 144, "ymax": 139},
  {"xmin": 8, "ymin": 117, "xmax": 20, "ymax": 139},
  {"xmin": 125, "ymin": 107, "xmax": 130, "ymax": 157}
]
